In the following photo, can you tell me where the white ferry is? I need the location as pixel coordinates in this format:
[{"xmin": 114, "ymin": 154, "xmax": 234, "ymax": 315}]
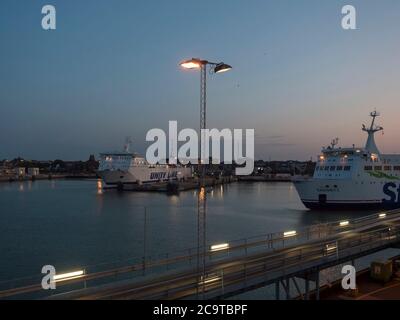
[
  {"xmin": 293, "ymin": 111, "xmax": 400, "ymax": 210},
  {"xmin": 97, "ymin": 141, "xmax": 192, "ymax": 189}
]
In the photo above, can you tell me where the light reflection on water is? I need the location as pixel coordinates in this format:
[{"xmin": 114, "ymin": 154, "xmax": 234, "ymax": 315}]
[
  {"xmin": 0, "ymin": 179, "xmax": 397, "ymax": 295},
  {"xmin": 96, "ymin": 180, "xmax": 103, "ymax": 195}
]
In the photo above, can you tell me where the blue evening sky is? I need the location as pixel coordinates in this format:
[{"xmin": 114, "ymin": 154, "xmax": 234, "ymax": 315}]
[{"xmin": 1, "ymin": 0, "xmax": 400, "ymax": 160}]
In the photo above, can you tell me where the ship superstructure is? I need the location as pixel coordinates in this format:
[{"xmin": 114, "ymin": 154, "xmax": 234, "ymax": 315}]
[
  {"xmin": 97, "ymin": 140, "xmax": 192, "ymax": 189},
  {"xmin": 293, "ymin": 112, "xmax": 400, "ymax": 209}
]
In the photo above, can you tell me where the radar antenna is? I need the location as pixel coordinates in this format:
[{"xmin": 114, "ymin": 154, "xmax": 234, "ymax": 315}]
[
  {"xmin": 362, "ymin": 110, "xmax": 383, "ymax": 134},
  {"xmin": 330, "ymin": 137, "xmax": 339, "ymax": 149}
]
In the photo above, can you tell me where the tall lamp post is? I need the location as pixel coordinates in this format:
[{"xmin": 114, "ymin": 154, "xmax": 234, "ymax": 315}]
[{"xmin": 180, "ymin": 58, "xmax": 232, "ymax": 298}]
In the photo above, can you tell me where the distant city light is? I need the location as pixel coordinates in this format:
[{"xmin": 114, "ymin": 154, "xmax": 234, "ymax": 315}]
[{"xmin": 379, "ymin": 213, "xmax": 387, "ymax": 218}]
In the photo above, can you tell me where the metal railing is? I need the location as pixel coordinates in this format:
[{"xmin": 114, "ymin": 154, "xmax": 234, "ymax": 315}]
[
  {"xmin": 1, "ymin": 209, "xmax": 399, "ymax": 299},
  {"xmin": 110, "ymin": 225, "xmax": 400, "ymax": 300},
  {"xmin": 69, "ymin": 225, "xmax": 400, "ymax": 300}
]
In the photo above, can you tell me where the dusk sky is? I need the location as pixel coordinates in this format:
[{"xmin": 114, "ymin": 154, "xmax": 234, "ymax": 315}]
[{"xmin": 1, "ymin": 0, "xmax": 400, "ymax": 161}]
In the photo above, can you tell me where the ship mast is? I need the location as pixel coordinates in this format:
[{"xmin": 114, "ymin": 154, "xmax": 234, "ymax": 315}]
[
  {"xmin": 124, "ymin": 137, "xmax": 132, "ymax": 153},
  {"xmin": 330, "ymin": 137, "xmax": 339, "ymax": 149},
  {"xmin": 362, "ymin": 111, "xmax": 383, "ymax": 154}
]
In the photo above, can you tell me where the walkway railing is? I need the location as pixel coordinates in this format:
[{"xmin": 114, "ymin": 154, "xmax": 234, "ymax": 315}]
[{"xmin": 0, "ymin": 209, "xmax": 399, "ymax": 299}]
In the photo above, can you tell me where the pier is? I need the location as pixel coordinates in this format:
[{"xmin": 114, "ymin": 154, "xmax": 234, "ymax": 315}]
[
  {"xmin": 1, "ymin": 209, "xmax": 400, "ymax": 300},
  {"xmin": 108, "ymin": 176, "xmax": 236, "ymax": 192}
]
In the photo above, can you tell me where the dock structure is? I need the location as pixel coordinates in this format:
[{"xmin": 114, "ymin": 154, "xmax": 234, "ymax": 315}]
[
  {"xmin": 1, "ymin": 210, "xmax": 400, "ymax": 300},
  {"xmin": 109, "ymin": 176, "xmax": 236, "ymax": 192}
]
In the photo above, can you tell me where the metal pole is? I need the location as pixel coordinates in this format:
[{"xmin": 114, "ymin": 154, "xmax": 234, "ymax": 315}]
[
  {"xmin": 316, "ymin": 270, "xmax": 320, "ymax": 300},
  {"xmin": 285, "ymin": 278, "xmax": 290, "ymax": 300},
  {"xmin": 305, "ymin": 276, "xmax": 310, "ymax": 300},
  {"xmin": 202, "ymin": 63, "xmax": 207, "ymax": 298},
  {"xmin": 336, "ymin": 240, "xmax": 339, "ymax": 260},
  {"xmin": 275, "ymin": 281, "xmax": 280, "ymax": 300},
  {"xmin": 143, "ymin": 207, "xmax": 147, "ymax": 275},
  {"xmin": 197, "ymin": 63, "xmax": 207, "ymax": 299},
  {"xmin": 221, "ymin": 270, "xmax": 224, "ymax": 295}
]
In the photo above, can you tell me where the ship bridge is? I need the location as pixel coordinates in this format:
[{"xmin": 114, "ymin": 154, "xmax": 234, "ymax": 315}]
[
  {"xmin": 321, "ymin": 147, "xmax": 366, "ymax": 159},
  {"xmin": 319, "ymin": 111, "xmax": 385, "ymax": 162}
]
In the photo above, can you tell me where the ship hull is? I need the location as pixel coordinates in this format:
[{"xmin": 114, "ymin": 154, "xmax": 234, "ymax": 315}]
[
  {"xmin": 293, "ymin": 178, "xmax": 400, "ymax": 211},
  {"xmin": 98, "ymin": 166, "xmax": 192, "ymax": 186},
  {"xmin": 301, "ymin": 201, "xmax": 400, "ymax": 211}
]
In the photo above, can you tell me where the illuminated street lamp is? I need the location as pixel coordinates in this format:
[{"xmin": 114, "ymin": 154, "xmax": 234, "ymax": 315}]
[
  {"xmin": 180, "ymin": 58, "xmax": 232, "ymax": 73},
  {"xmin": 214, "ymin": 63, "xmax": 233, "ymax": 74},
  {"xmin": 179, "ymin": 57, "xmax": 232, "ymax": 170},
  {"xmin": 210, "ymin": 243, "xmax": 230, "ymax": 252},
  {"xmin": 283, "ymin": 230, "xmax": 297, "ymax": 238},
  {"xmin": 340, "ymin": 220, "xmax": 350, "ymax": 227},
  {"xmin": 53, "ymin": 270, "xmax": 85, "ymax": 283},
  {"xmin": 180, "ymin": 57, "xmax": 232, "ymax": 298},
  {"xmin": 180, "ymin": 59, "xmax": 201, "ymax": 69}
]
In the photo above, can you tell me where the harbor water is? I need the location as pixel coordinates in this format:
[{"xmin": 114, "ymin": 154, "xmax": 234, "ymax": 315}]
[{"xmin": 0, "ymin": 179, "xmax": 398, "ymax": 298}]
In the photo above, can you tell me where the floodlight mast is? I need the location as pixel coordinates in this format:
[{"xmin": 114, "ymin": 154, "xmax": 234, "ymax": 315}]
[{"xmin": 179, "ymin": 58, "xmax": 232, "ymax": 299}]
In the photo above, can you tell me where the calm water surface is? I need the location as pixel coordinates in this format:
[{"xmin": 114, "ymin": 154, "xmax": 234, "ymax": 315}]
[{"xmin": 0, "ymin": 180, "xmax": 384, "ymax": 282}]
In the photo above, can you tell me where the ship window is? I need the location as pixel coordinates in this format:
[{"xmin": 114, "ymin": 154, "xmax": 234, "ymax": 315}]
[
  {"xmin": 344, "ymin": 166, "xmax": 351, "ymax": 171},
  {"xmin": 324, "ymin": 166, "xmax": 330, "ymax": 171},
  {"xmin": 330, "ymin": 166, "xmax": 336, "ymax": 171},
  {"xmin": 336, "ymin": 166, "xmax": 343, "ymax": 171},
  {"xmin": 384, "ymin": 166, "xmax": 392, "ymax": 171},
  {"xmin": 364, "ymin": 166, "xmax": 372, "ymax": 171},
  {"xmin": 374, "ymin": 166, "xmax": 382, "ymax": 171},
  {"xmin": 394, "ymin": 166, "xmax": 400, "ymax": 171}
]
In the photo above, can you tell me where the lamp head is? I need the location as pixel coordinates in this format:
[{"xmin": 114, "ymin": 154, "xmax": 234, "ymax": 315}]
[
  {"xmin": 180, "ymin": 58, "xmax": 202, "ymax": 69},
  {"xmin": 214, "ymin": 63, "xmax": 232, "ymax": 74}
]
